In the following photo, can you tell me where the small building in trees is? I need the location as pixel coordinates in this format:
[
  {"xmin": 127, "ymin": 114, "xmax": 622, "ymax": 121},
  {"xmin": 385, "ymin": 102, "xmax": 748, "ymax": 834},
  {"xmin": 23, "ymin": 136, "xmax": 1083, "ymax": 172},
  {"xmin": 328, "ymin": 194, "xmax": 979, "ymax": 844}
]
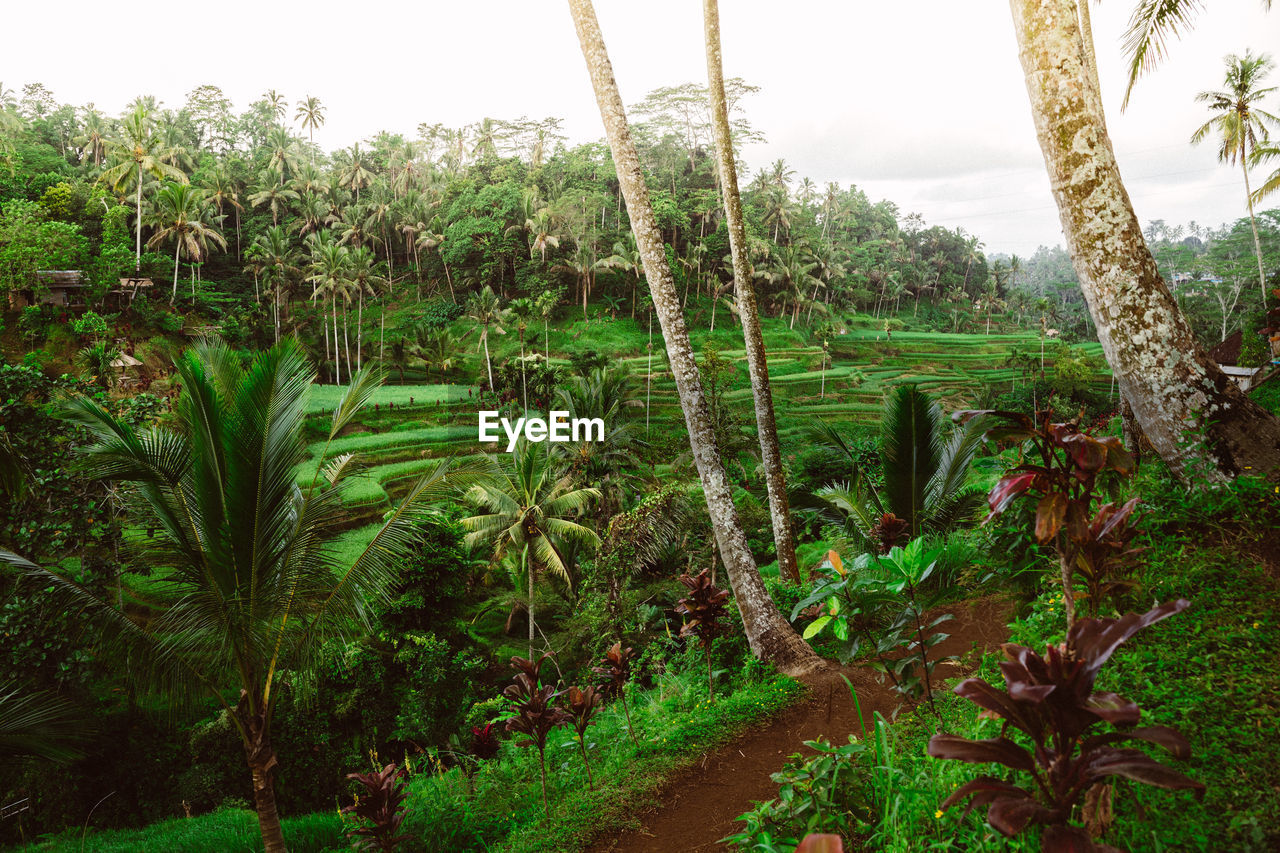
[
  {"xmin": 8, "ymin": 270, "xmax": 87, "ymax": 309},
  {"xmin": 105, "ymin": 276, "xmax": 155, "ymax": 310}
]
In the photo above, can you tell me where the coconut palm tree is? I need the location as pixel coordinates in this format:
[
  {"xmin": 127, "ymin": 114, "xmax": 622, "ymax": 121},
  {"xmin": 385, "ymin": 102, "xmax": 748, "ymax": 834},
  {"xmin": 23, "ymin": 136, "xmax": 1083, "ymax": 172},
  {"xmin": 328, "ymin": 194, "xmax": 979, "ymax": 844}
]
[
  {"xmin": 264, "ymin": 89, "xmax": 287, "ymax": 124},
  {"xmin": 294, "ymin": 96, "xmax": 325, "ymax": 160},
  {"xmin": 307, "ymin": 236, "xmax": 353, "ymax": 383},
  {"xmin": 251, "ymin": 226, "xmax": 300, "ymax": 343},
  {"xmin": 248, "ymin": 173, "xmax": 300, "ymax": 227},
  {"xmin": 100, "ymin": 104, "xmax": 188, "ymax": 270},
  {"xmin": 568, "ymin": 0, "xmax": 824, "ymax": 675},
  {"xmin": 1009, "ymin": 0, "xmax": 1280, "ymax": 480},
  {"xmin": 0, "ymin": 342, "xmax": 474, "ymax": 853},
  {"xmin": 147, "ymin": 183, "xmax": 227, "ymax": 303},
  {"xmin": 462, "ymin": 441, "xmax": 599, "ymax": 655},
  {"xmin": 1192, "ymin": 50, "xmax": 1279, "ymax": 303},
  {"xmin": 0, "ymin": 684, "xmax": 87, "ymax": 763},
  {"xmin": 338, "ymin": 144, "xmax": 375, "ymax": 203},
  {"xmin": 264, "ymin": 126, "xmax": 300, "ymax": 182},
  {"xmin": 74, "ymin": 107, "xmax": 109, "ymax": 169},
  {"xmin": 346, "ymin": 245, "xmax": 386, "ymax": 370},
  {"xmin": 467, "ymin": 285, "xmax": 508, "ymax": 392},
  {"xmin": 704, "ymin": 0, "xmax": 800, "ymax": 584}
]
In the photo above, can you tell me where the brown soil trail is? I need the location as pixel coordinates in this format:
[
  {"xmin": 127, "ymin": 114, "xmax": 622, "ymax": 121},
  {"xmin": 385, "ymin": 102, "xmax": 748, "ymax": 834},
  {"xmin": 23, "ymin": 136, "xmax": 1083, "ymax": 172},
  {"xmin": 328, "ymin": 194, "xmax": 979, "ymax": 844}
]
[{"xmin": 586, "ymin": 595, "xmax": 1013, "ymax": 853}]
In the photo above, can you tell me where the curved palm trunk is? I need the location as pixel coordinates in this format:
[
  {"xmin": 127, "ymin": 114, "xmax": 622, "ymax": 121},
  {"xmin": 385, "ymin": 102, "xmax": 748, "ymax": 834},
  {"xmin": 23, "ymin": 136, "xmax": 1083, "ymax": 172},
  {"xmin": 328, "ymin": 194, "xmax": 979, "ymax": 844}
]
[
  {"xmin": 569, "ymin": 0, "xmax": 823, "ymax": 675},
  {"xmin": 1242, "ymin": 158, "xmax": 1269, "ymax": 304},
  {"xmin": 483, "ymin": 329, "xmax": 495, "ymax": 392},
  {"xmin": 704, "ymin": 0, "xmax": 800, "ymax": 585},
  {"xmin": 171, "ymin": 242, "xmax": 181, "ymax": 304},
  {"xmin": 1010, "ymin": 0, "xmax": 1280, "ymax": 479},
  {"xmin": 239, "ymin": 700, "xmax": 287, "ymax": 853}
]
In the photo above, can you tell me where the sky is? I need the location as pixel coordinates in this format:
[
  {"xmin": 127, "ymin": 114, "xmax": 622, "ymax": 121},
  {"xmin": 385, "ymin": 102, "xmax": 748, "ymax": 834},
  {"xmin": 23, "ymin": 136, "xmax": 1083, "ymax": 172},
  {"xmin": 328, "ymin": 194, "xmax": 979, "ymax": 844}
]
[{"xmin": 5, "ymin": 1, "xmax": 1279, "ymax": 256}]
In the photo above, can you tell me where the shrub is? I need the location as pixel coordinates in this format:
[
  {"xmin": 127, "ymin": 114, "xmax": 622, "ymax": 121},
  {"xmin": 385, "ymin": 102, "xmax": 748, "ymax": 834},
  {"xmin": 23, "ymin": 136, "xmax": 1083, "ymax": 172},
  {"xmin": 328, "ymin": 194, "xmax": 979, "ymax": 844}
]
[{"xmin": 928, "ymin": 600, "xmax": 1203, "ymax": 851}]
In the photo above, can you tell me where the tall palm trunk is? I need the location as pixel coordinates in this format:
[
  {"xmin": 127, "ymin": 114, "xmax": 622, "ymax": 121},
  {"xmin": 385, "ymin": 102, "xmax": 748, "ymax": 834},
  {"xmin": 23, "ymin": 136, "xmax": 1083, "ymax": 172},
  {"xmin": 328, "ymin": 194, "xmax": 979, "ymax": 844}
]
[
  {"xmin": 1242, "ymin": 157, "xmax": 1269, "ymax": 304},
  {"xmin": 332, "ymin": 294, "xmax": 342, "ymax": 386},
  {"xmin": 171, "ymin": 242, "xmax": 181, "ymax": 304},
  {"xmin": 527, "ymin": 550, "xmax": 536, "ymax": 657},
  {"xmin": 135, "ymin": 165, "xmax": 143, "ymax": 272},
  {"xmin": 483, "ymin": 328, "xmax": 495, "ymax": 391},
  {"xmin": 569, "ymin": 0, "xmax": 823, "ymax": 675},
  {"xmin": 1010, "ymin": 0, "xmax": 1280, "ymax": 480},
  {"xmin": 357, "ymin": 291, "xmax": 364, "ymax": 370},
  {"xmin": 704, "ymin": 0, "xmax": 799, "ymax": 584}
]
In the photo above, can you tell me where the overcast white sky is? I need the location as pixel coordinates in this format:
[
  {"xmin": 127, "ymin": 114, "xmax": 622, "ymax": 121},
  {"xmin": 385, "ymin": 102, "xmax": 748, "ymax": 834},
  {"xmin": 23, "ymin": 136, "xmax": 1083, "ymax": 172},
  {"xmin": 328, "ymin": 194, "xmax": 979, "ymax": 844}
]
[{"xmin": 5, "ymin": 1, "xmax": 1279, "ymax": 255}]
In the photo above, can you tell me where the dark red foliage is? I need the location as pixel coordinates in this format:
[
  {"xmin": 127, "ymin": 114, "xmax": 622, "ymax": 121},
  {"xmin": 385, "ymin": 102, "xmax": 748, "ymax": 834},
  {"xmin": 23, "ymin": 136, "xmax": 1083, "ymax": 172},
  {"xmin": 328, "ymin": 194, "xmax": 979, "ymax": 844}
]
[
  {"xmin": 342, "ymin": 763, "xmax": 410, "ymax": 852},
  {"xmin": 470, "ymin": 723, "xmax": 500, "ymax": 760},
  {"xmin": 593, "ymin": 641, "xmax": 636, "ymax": 698},
  {"xmin": 674, "ymin": 569, "xmax": 731, "ymax": 647},
  {"xmin": 502, "ymin": 654, "xmax": 570, "ymax": 753},
  {"xmin": 956, "ymin": 409, "xmax": 1141, "ymax": 619},
  {"xmin": 565, "ymin": 684, "xmax": 603, "ymax": 739},
  {"xmin": 869, "ymin": 512, "xmax": 910, "ymax": 554},
  {"xmin": 928, "ymin": 601, "xmax": 1203, "ymax": 852}
]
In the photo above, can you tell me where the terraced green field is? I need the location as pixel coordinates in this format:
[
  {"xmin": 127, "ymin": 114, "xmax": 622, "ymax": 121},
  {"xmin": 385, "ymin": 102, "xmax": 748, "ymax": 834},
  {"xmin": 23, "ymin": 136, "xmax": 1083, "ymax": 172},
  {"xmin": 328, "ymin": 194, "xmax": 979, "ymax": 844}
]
[{"xmin": 295, "ymin": 322, "xmax": 1113, "ymax": 515}]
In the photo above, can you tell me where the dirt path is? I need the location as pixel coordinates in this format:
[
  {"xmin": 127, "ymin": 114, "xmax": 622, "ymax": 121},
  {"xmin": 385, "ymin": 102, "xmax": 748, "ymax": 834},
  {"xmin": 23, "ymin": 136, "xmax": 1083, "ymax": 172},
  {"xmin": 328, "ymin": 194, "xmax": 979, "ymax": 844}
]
[{"xmin": 586, "ymin": 595, "xmax": 1013, "ymax": 853}]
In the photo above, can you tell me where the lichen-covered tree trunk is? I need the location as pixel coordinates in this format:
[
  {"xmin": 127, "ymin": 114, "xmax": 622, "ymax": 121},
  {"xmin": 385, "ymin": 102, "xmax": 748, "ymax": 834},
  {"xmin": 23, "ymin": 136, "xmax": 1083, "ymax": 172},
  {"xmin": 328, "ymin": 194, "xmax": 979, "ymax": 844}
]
[
  {"xmin": 568, "ymin": 0, "xmax": 824, "ymax": 675},
  {"xmin": 703, "ymin": 0, "xmax": 799, "ymax": 585},
  {"xmin": 1010, "ymin": 0, "xmax": 1280, "ymax": 480}
]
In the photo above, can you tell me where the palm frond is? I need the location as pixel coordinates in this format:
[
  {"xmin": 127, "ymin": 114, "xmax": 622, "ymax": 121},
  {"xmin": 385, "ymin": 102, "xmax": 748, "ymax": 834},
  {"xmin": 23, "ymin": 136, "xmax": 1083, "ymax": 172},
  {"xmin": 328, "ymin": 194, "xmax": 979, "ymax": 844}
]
[
  {"xmin": 880, "ymin": 385, "xmax": 940, "ymax": 535},
  {"xmin": 1122, "ymin": 0, "xmax": 1206, "ymax": 111},
  {"xmin": 0, "ymin": 683, "xmax": 89, "ymax": 763}
]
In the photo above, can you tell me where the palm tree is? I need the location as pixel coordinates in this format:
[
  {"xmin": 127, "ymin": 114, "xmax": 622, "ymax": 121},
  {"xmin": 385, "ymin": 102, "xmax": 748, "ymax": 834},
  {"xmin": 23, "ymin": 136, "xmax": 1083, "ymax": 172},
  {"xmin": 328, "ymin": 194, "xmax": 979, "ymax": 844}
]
[
  {"xmin": 704, "ymin": 0, "xmax": 799, "ymax": 585},
  {"xmin": 1192, "ymin": 50, "xmax": 1279, "ymax": 303},
  {"xmin": 74, "ymin": 107, "xmax": 109, "ymax": 169},
  {"xmin": 202, "ymin": 164, "xmax": 244, "ymax": 259},
  {"xmin": 147, "ymin": 183, "xmax": 227, "ymax": 303},
  {"xmin": 554, "ymin": 368, "xmax": 642, "ymax": 520},
  {"xmin": 251, "ymin": 226, "xmax": 300, "ymax": 343},
  {"xmin": 346, "ymin": 245, "xmax": 386, "ymax": 370},
  {"xmin": 462, "ymin": 441, "xmax": 600, "ymax": 655},
  {"xmin": 265, "ymin": 126, "xmax": 300, "ymax": 182},
  {"xmin": 307, "ymin": 236, "xmax": 353, "ymax": 384},
  {"xmin": 536, "ymin": 289, "xmax": 559, "ymax": 359},
  {"xmin": 810, "ymin": 386, "xmax": 988, "ymax": 550},
  {"xmin": 294, "ymin": 96, "xmax": 325, "ymax": 160},
  {"xmin": 0, "ymin": 342, "xmax": 473, "ymax": 853},
  {"xmin": 568, "ymin": 0, "xmax": 824, "ymax": 675},
  {"xmin": 100, "ymin": 104, "xmax": 188, "ymax": 270},
  {"xmin": 338, "ymin": 144, "xmax": 375, "ymax": 203},
  {"xmin": 264, "ymin": 89, "xmax": 287, "ymax": 124},
  {"xmin": 1009, "ymin": 0, "xmax": 1280, "ymax": 480},
  {"xmin": 467, "ymin": 285, "xmax": 509, "ymax": 392},
  {"xmin": 248, "ymin": 174, "xmax": 300, "ymax": 227}
]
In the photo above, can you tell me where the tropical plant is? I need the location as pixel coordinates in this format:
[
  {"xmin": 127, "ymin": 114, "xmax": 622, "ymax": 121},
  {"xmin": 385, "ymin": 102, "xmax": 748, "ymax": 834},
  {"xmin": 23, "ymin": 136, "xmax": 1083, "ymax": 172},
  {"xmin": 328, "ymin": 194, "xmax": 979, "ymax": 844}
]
[
  {"xmin": 564, "ymin": 684, "xmax": 604, "ymax": 789},
  {"xmin": 341, "ymin": 763, "xmax": 410, "ymax": 852},
  {"xmin": 1191, "ymin": 49, "xmax": 1279, "ymax": 303},
  {"xmin": 928, "ymin": 600, "xmax": 1203, "ymax": 852},
  {"xmin": 100, "ymin": 104, "xmax": 189, "ymax": 269},
  {"xmin": 793, "ymin": 539, "xmax": 956, "ymax": 713},
  {"xmin": 147, "ymin": 182, "xmax": 227, "ymax": 302},
  {"xmin": 466, "ymin": 284, "xmax": 508, "ymax": 392},
  {"xmin": 962, "ymin": 408, "xmax": 1138, "ymax": 625},
  {"xmin": 76, "ymin": 342, "xmax": 120, "ymax": 390},
  {"xmin": 810, "ymin": 385, "xmax": 987, "ymax": 552},
  {"xmin": 502, "ymin": 654, "xmax": 570, "ymax": 818},
  {"xmin": 461, "ymin": 440, "xmax": 600, "ymax": 654},
  {"xmin": 593, "ymin": 642, "xmax": 638, "ymax": 746},
  {"xmin": 674, "ymin": 569, "xmax": 731, "ymax": 703},
  {"xmin": 0, "ymin": 340, "xmax": 473, "ymax": 853}
]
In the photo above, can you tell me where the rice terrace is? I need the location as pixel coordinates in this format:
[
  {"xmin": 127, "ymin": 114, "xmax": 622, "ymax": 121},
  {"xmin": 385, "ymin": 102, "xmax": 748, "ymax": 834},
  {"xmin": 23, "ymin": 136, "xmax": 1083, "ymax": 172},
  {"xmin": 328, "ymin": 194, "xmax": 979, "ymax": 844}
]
[{"xmin": 2, "ymin": 2, "xmax": 1280, "ymax": 853}]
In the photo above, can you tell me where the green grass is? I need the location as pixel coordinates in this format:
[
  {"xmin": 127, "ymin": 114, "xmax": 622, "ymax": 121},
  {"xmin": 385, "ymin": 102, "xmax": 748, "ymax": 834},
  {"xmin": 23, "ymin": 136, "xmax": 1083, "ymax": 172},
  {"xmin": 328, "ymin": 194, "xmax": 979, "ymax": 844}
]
[
  {"xmin": 45, "ymin": 661, "xmax": 806, "ymax": 853},
  {"xmin": 303, "ymin": 384, "xmax": 467, "ymax": 414}
]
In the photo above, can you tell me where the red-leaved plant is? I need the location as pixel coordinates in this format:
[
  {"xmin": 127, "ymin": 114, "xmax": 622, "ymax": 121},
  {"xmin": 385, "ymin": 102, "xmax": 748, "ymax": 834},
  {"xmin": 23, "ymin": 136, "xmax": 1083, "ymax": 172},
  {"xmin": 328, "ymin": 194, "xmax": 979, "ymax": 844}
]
[
  {"xmin": 470, "ymin": 723, "xmax": 500, "ymax": 760},
  {"xmin": 928, "ymin": 600, "xmax": 1204, "ymax": 852},
  {"xmin": 674, "ymin": 570, "xmax": 731, "ymax": 704},
  {"xmin": 957, "ymin": 408, "xmax": 1139, "ymax": 625},
  {"xmin": 502, "ymin": 654, "xmax": 570, "ymax": 818},
  {"xmin": 565, "ymin": 685, "xmax": 604, "ymax": 789},
  {"xmin": 341, "ymin": 763, "xmax": 410, "ymax": 852},
  {"xmin": 594, "ymin": 641, "xmax": 639, "ymax": 745}
]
